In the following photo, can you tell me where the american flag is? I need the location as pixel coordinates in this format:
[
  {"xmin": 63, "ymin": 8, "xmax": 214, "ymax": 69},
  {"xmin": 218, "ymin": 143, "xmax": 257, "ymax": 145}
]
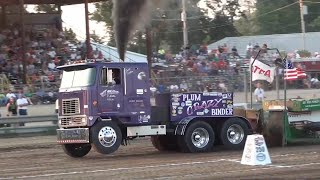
[{"xmin": 283, "ymin": 59, "xmax": 307, "ymax": 80}]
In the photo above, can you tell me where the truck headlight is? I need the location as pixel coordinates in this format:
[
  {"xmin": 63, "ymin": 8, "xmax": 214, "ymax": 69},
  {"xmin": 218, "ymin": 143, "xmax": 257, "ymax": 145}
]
[{"xmin": 81, "ymin": 118, "xmax": 86, "ymax": 124}]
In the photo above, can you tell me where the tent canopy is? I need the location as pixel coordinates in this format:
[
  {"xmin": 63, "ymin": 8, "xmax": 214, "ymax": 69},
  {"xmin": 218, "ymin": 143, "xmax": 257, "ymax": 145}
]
[{"xmin": 0, "ymin": 0, "xmax": 104, "ymax": 6}]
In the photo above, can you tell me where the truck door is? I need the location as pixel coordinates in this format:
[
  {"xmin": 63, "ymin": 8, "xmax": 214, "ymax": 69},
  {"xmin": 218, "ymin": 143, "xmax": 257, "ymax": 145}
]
[
  {"xmin": 123, "ymin": 67, "xmax": 151, "ymax": 124},
  {"xmin": 97, "ymin": 67, "xmax": 123, "ymax": 113}
]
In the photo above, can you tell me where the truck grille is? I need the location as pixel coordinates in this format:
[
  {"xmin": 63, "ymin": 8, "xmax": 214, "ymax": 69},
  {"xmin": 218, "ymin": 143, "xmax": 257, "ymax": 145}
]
[
  {"xmin": 60, "ymin": 116, "xmax": 85, "ymax": 127},
  {"xmin": 62, "ymin": 98, "xmax": 80, "ymax": 115}
]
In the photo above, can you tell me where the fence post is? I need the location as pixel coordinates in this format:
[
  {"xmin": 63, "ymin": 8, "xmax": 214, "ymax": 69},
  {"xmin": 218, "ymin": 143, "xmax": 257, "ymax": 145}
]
[
  {"xmin": 276, "ymin": 66, "xmax": 280, "ymax": 99},
  {"xmin": 244, "ymin": 69, "xmax": 248, "ymax": 104},
  {"xmin": 41, "ymin": 76, "xmax": 44, "ymax": 90},
  {"xmin": 0, "ymin": 77, "xmax": 3, "ymax": 93}
]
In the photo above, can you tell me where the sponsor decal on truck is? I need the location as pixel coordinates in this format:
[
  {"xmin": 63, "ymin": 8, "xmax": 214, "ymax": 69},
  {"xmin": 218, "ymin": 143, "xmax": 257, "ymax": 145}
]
[{"xmin": 170, "ymin": 93, "xmax": 233, "ymax": 121}]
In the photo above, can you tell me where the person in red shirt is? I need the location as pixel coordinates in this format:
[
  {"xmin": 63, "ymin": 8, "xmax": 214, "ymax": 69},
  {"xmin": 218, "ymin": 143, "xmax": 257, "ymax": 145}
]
[
  {"xmin": 218, "ymin": 59, "xmax": 226, "ymax": 70},
  {"xmin": 186, "ymin": 59, "xmax": 194, "ymax": 68},
  {"xmin": 54, "ymin": 56, "xmax": 60, "ymax": 65},
  {"xmin": 210, "ymin": 61, "xmax": 218, "ymax": 69},
  {"xmin": 48, "ymin": 73, "xmax": 55, "ymax": 82}
]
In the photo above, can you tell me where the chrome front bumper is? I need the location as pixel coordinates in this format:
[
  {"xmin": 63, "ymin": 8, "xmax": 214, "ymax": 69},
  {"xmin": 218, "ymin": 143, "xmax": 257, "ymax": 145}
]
[{"xmin": 57, "ymin": 128, "xmax": 89, "ymax": 144}]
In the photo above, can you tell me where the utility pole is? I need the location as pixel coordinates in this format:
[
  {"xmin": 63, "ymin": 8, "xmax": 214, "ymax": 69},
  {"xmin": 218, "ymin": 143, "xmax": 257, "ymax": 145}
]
[
  {"xmin": 20, "ymin": 0, "xmax": 27, "ymax": 84},
  {"xmin": 181, "ymin": 0, "xmax": 188, "ymax": 49},
  {"xmin": 1, "ymin": 5, "xmax": 7, "ymax": 29},
  {"xmin": 57, "ymin": 5, "xmax": 62, "ymax": 31},
  {"xmin": 84, "ymin": 0, "xmax": 92, "ymax": 59},
  {"xmin": 299, "ymin": 0, "xmax": 306, "ymax": 50},
  {"xmin": 146, "ymin": 27, "xmax": 152, "ymax": 78}
]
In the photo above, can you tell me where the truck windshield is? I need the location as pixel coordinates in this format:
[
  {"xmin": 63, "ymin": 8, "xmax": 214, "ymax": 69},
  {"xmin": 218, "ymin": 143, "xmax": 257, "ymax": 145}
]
[{"xmin": 60, "ymin": 66, "xmax": 96, "ymax": 88}]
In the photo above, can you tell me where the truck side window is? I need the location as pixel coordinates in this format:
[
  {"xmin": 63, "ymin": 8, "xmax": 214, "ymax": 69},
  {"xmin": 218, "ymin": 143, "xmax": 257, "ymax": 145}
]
[
  {"xmin": 101, "ymin": 68, "xmax": 121, "ymax": 85},
  {"xmin": 112, "ymin": 68, "xmax": 121, "ymax": 85}
]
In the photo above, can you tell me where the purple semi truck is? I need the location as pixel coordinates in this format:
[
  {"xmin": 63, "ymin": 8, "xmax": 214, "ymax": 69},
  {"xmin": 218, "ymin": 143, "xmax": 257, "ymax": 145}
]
[{"xmin": 56, "ymin": 60, "xmax": 254, "ymax": 157}]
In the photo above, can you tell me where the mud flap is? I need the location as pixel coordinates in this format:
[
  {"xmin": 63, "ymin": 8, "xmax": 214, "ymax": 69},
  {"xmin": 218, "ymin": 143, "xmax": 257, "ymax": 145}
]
[{"xmin": 174, "ymin": 117, "xmax": 196, "ymax": 136}]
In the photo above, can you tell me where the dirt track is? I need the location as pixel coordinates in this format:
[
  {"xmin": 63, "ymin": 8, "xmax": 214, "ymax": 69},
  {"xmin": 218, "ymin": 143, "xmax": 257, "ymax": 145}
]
[
  {"xmin": 1, "ymin": 89, "xmax": 320, "ymax": 179},
  {"xmin": 1, "ymin": 136, "xmax": 320, "ymax": 180}
]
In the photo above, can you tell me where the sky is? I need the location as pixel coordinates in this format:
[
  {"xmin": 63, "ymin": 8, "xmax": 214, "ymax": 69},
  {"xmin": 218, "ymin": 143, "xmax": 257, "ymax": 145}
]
[
  {"xmin": 26, "ymin": 0, "xmax": 255, "ymax": 44},
  {"xmin": 27, "ymin": 4, "xmax": 107, "ymax": 42}
]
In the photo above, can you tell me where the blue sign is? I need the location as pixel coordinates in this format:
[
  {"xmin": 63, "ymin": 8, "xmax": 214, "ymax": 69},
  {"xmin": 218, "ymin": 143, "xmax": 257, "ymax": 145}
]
[{"xmin": 256, "ymin": 153, "xmax": 266, "ymax": 161}]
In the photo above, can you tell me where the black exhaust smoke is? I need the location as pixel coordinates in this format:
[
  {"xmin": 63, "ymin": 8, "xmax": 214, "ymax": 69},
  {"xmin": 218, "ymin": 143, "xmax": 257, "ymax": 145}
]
[{"xmin": 112, "ymin": 0, "xmax": 150, "ymax": 61}]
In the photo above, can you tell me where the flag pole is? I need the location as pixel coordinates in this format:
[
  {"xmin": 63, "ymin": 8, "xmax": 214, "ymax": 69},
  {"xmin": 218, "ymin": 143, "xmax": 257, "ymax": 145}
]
[
  {"xmin": 272, "ymin": 48, "xmax": 287, "ymax": 146},
  {"xmin": 283, "ymin": 57, "xmax": 288, "ymax": 147},
  {"xmin": 250, "ymin": 49, "xmax": 262, "ymax": 109}
]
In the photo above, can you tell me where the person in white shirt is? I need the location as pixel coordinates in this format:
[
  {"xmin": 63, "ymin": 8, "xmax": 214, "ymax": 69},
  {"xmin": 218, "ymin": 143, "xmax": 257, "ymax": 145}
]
[
  {"xmin": 294, "ymin": 50, "xmax": 301, "ymax": 59},
  {"xmin": 47, "ymin": 48, "xmax": 56, "ymax": 58},
  {"xmin": 246, "ymin": 43, "xmax": 253, "ymax": 50},
  {"xmin": 254, "ymin": 82, "xmax": 265, "ymax": 103},
  {"xmin": 218, "ymin": 81, "xmax": 228, "ymax": 92},
  {"xmin": 16, "ymin": 95, "xmax": 30, "ymax": 126},
  {"xmin": 6, "ymin": 90, "xmax": 16, "ymax": 99},
  {"xmin": 6, "ymin": 90, "xmax": 16, "ymax": 104},
  {"xmin": 179, "ymin": 80, "xmax": 188, "ymax": 92},
  {"xmin": 311, "ymin": 77, "xmax": 319, "ymax": 83},
  {"xmin": 311, "ymin": 77, "xmax": 320, "ymax": 88},
  {"xmin": 170, "ymin": 84, "xmax": 179, "ymax": 92},
  {"xmin": 48, "ymin": 61, "xmax": 56, "ymax": 70},
  {"xmin": 16, "ymin": 95, "xmax": 29, "ymax": 116}
]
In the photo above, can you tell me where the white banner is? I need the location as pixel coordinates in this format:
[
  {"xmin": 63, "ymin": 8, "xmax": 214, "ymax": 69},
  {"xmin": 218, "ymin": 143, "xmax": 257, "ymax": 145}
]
[
  {"xmin": 250, "ymin": 58, "xmax": 275, "ymax": 83},
  {"xmin": 287, "ymin": 111, "xmax": 320, "ymax": 124}
]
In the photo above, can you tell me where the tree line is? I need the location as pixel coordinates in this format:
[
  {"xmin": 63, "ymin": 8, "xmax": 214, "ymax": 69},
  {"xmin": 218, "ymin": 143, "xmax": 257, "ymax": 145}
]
[{"xmin": 34, "ymin": 0, "xmax": 320, "ymax": 54}]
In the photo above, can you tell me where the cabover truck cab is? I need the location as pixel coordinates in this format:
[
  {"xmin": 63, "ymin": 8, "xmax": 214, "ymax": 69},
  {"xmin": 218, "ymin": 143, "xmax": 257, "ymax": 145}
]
[{"xmin": 56, "ymin": 60, "xmax": 254, "ymax": 158}]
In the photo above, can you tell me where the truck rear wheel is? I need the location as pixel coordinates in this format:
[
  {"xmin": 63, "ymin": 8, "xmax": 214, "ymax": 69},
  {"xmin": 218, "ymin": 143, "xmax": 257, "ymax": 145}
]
[
  {"xmin": 90, "ymin": 121, "xmax": 122, "ymax": 154},
  {"xmin": 220, "ymin": 118, "xmax": 250, "ymax": 150},
  {"xmin": 178, "ymin": 121, "xmax": 215, "ymax": 153},
  {"xmin": 151, "ymin": 135, "xmax": 179, "ymax": 151},
  {"xmin": 62, "ymin": 144, "xmax": 91, "ymax": 158}
]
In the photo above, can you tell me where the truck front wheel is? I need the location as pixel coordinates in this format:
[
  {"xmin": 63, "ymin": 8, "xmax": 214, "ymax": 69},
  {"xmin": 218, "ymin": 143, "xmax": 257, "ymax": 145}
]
[
  {"xmin": 220, "ymin": 118, "xmax": 250, "ymax": 150},
  {"xmin": 90, "ymin": 121, "xmax": 122, "ymax": 154},
  {"xmin": 178, "ymin": 121, "xmax": 215, "ymax": 153},
  {"xmin": 62, "ymin": 144, "xmax": 91, "ymax": 158}
]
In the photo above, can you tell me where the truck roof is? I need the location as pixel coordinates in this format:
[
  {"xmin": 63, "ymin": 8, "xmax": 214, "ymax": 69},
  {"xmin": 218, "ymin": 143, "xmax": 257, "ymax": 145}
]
[{"xmin": 57, "ymin": 59, "xmax": 148, "ymax": 70}]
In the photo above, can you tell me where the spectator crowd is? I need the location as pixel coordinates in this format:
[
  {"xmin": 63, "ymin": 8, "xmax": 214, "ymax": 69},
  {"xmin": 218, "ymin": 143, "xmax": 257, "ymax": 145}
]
[
  {"xmin": 0, "ymin": 19, "xmax": 320, "ymax": 104},
  {"xmin": 0, "ymin": 22, "xmax": 104, "ymax": 97},
  {"xmin": 151, "ymin": 42, "xmax": 320, "ymax": 94},
  {"xmin": 152, "ymin": 43, "xmax": 266, "ymax": 94}
]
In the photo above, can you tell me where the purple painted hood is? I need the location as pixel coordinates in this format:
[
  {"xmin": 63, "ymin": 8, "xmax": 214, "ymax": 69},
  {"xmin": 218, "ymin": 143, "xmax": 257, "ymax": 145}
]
[{"xmin": 59, "ymin": 90, "xmax": 87, "ymax": 116}]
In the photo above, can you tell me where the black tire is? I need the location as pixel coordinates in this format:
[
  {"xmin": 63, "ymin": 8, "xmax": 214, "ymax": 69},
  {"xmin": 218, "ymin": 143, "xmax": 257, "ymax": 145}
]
[
  {"xmin": 62, "ymin": 144, "xmax": 91, "ymax": 158},
  {"xmin": 151, "ymin": 135, "xmax": 180, "ymax": 152},
  {"xmin": 90, "ymin": 121, "xmax": 122, "ymax": 154},
  {"xmin": 178, "ymin": 121, "xmax": 215, "ymax": 153},
  {"xmin": 220, "ymin": 118, "xmax": 250, "ymax": 150}
]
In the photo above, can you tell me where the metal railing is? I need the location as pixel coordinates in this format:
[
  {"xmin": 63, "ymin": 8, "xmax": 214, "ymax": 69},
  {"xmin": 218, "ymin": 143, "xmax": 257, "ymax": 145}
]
[
  {"xmin": 0, "ymin": 115, "xmax": 58, "ymax": 137},
  {"xmin": 151, "ymin": 72, "xmax": 247, "ymax": 93},
  {"xmin": 0, "ymin": 115, "xmax": 57, "ymax": 124}
]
